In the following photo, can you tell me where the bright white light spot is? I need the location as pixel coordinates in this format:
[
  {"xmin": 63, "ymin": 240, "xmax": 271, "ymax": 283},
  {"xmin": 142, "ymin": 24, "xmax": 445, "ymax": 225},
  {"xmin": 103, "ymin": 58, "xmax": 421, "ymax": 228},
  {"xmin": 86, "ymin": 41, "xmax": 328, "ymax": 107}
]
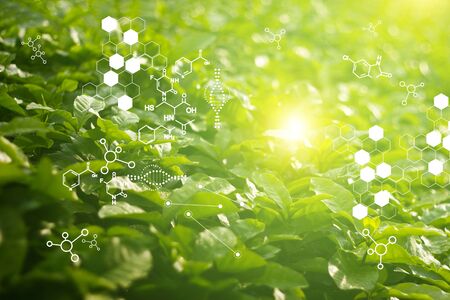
[
  {"xmin": 280, "ymin": 118, "xmax": 306, "ymax": 141},
  {"xmin": 255, "ymin": 55, "xmax": 269, "ymax": 68}
]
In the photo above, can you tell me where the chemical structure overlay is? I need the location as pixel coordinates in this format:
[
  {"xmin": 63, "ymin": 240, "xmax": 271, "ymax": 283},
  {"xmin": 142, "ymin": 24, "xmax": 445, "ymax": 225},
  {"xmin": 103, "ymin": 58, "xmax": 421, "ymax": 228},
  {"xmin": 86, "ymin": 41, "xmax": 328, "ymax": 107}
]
[
  {"xmin": 399, "ymin": 81, "xmax": 425, "ymax": 105},
  {"xmin": 204, "ymin": 68, "xmax": 232, "ymax": 129},
  {"xmin": 128, "ymin": 164, "xmax": 186, "ymax": 191},
  {"xmin": 361, "ymin": 229, "xmax": 396, "ymax": 270},
  {"xmin": 173, "ymin": 49, "xmax": 210, "ymax": 78},
  {"xmin": 82, "ymin": 234, "xmax": 100, "ymax": 251},
  {"xmin": 46, "ymin": 228, "xmax": 99, "ymax": 263},
  {"xmin": 62, "ymin": 162, "xmax": 97, "ymax": 191},
  {"xmin": 21, "ymin": 35, "xmax": 47, "ymax": 64},
  {"xmin": 264, "ymin": 27, "xmax": 286, "ymax": 49},
  {"xmin": 101, "ymin": 172, "xmax": 127, "ymax": 205},
  {"xmin": 342, "ymin": 55, "xmax": 392, "ymax": 79},
  {"xmin": 99, "ymin": 138, "xmax": 135, "ymax": 174},
  {"xmin": 137, "ymin": 124, "xmax": 175, "ymax": 144},
  {"xmin": 362, "ymin": 20, "xmax": 382, "ymax": 36},
  {"xmin": 184, "ymin": 210, "xmax": 241, "ymax": 258},
  {"xmin": 82, "ymin": 16, "xmax": 212, "ymax": 138}
]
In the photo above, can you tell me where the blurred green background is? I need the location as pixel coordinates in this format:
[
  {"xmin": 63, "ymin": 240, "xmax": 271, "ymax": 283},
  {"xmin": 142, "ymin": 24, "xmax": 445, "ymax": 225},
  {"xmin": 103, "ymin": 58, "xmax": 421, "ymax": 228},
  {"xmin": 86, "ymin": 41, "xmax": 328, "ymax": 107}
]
[{"xmin": 0, "ymin": 0, "xmax": 449, "ymax": 299}]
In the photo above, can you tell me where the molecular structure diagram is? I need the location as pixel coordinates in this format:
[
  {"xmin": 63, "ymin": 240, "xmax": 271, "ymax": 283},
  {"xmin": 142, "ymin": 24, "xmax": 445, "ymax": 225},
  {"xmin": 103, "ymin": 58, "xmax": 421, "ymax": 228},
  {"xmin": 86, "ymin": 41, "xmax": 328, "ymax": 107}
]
[
  {"xmin": 101, "ymin": 172, "xmax": 127, "ymax": 205},
  {"xmin": 399, "ymin": 93, "xmax": 450, "ymax": 188},
  {"xmin": 143, "ymin": 92, "xmax": 196, "ymax": 136},
  {"xmin": 82, "ymin": 234, "xmax": 100, "ymax": 251},
  {"xmin": 61, "ymin": 139, "xmax": 136, "ymax": 204},
  {"xmin": 350, "ymin": 125, "xmax": 398, "ymax": 221},
  {"xmin": 172, "ymin": 49, "xmax": 210, "ymax": 78},
  {"xmin": 362, "ymin": 20, "xmax": 382, "ymax": 36},
  {"xmin": 21, "ymin": 35, "xmax": 47, "ymax": 64},
  {"xmin": 62, "ymin": 162, "xmax": 97, "ymax": 190},
  {"xmin": 204, "ymin": 68, "xmax": 232, "ymax": 129},
  {"xmin": 83, "ymin": 16, "xmax": 211, "ymax": 140},
  {"xmin": 361, "ymin": 229, "xmax": 396, "ymax": 270},
  {"xmin": 342, "ymin": 55, "xmax": 392, "ymax": 79},
  {"xmin": 99, "ymin": 138, "xmax": 135, "ymax": 174},
  {"xmin": 399, "ymin": 81, "xmax": 425, "ymax": 105},
  {"xmin": 46, "ymin": 228, "xmax": 99, "ymax": 263},
  {"xmin": 128, "ymin": 164, "xmax": 186, "ymax": 191},
  {"xmin": 137, "ymin": 124, "xmax": 174, "ymax": 144},
  {"xmin": 264, "ymin": 27, "xmax": 286, "ymax": 50}
]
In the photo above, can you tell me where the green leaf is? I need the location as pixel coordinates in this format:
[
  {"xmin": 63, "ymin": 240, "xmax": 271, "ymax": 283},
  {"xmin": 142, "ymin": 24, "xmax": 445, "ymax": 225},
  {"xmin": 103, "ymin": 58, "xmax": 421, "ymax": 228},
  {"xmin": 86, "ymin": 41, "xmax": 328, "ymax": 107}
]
[
  {"xmin": 310, "ymin": 177, "xmax": 356, "ymax": 214},
  {"xmin": 0, "ymin": 208, "xmax": 27, "ymax": 280},
  {"xmin": 252, "ymin": 172, "xmax": 291, "ymax": 217},
  {"xmin": 0, "ymin": 88, "xmax": 26, "ymax": 115},
  {"xmin": 60, "ymin": 79, "xmax": 78, "ymax": 92},
  {"xmin": 328, "ymin": 250, "xmax": 378, "ymax": 291},
  {"xmin": 0, "ymin": 117, "xmax": 48, "ymax": 136},
  {"xmin": 384, "ymin": 283, "xmax": 449, "ymax": 300},
  {"xmin": 244, "ymin": 262, "xmax": 308, "ymax": 289},
  {"xmin": 194, "ymin": 226, "xmax": 238, "ymax": 260},
  {"xmin": 0, "ymin": 136, "xmax": 29, "ymax": 167},
  {"xmin": 87, "ymin": 237, "xmax": 152, "ymax": 288}
]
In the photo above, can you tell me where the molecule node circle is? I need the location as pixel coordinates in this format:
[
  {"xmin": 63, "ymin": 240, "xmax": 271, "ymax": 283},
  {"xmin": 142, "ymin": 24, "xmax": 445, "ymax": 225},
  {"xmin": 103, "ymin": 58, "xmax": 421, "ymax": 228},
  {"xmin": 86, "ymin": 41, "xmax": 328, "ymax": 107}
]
[
  {"xmin": 362, "ymin": 229, "xmax": 396, "ymax": 270},
  {"xmin": 46, "ymin": 228, "xmax": 92, "ymax": 263}
]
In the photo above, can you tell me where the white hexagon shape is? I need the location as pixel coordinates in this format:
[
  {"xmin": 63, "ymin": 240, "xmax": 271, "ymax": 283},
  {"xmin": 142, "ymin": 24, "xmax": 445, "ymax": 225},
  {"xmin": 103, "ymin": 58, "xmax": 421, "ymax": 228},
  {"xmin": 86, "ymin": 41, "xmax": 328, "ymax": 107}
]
[
  {"xmin": 428, "ymin": 159, "xmax": 443, "ymax": 175},
  {"xmin": 125, "ymin": 57, "xmax": 141, "ymax": 73},
  {"xmin": 352, "ymin": 204, "xmax": 368, "ymax": 220},
  {"xmin": 433, "ymin": 93, "xmax": 448, "ymax": 110},
  {"xmin": 354, "ymin": 150, "xmax": 370, "ymax": 165},
  {"xmin": 374, "ymin": 190, "xmax": 391, "ymax": 207},
  {"xmin": 443, "ymin": 135, "xmax": 450, "ymax": 150},
  {"xmin": 123, "ymin": 29, "xmax": 138, "ymax": 45},
  {"xmin": 118, "ymin": 95, "xmax": 133, "ymax": 111},
  {"xmin": 426, "ymin": 130, "xmax": 442, "ymax": 147},
  {"xmin": 103, "ymin": 70, "xmax": 118, "ymax": 87},
  {"xmin": 369, "ymin": 125, "xmax": 384, "ymax": 141},
  {"xmin": 376, "ymin": 162, "xmax": 391, "ymax": 178},
  {"xmin": 360, "ymin": 166, "xmax": 375, "ymax": 182},
  {"xmin": 101, "ymin": 16, "xmax": 118, "ymax": 33},
  {"xmin": 109, "ymin": 54, "xmax": 124, "ymax": 69}
]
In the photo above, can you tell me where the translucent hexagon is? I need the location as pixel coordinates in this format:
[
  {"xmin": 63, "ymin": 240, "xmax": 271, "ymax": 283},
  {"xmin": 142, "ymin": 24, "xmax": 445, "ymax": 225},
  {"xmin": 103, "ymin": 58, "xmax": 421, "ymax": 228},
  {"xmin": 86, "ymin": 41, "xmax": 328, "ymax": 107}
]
[
  {"xmin": 103, "ymin": 71, "xmax": 118, "ymax": 87},
  {"xmin": 144, "ymin": 41, "xmax": 160, "ymax": 57},
  {"xmin": 428, "ymin": 159, "xmax": 444, "ymax": 175},
  {"xmin": 102, "ymin": 16, "xmax": 118, "ymax": 32},
  {"xmin": 173, "ymin": 57, "xmax": 192, "ymax": 77},
  {"xmin": 118, "ymin": 95, "xmax": 133, "ymax": 111},
  {"xmin": 131, "ymin": 17, "xmax": 146, "ymax": 33},
  {"xmin": 62, "ymin": 169, "xmax": 80, "ymax": 190},
  {"xmin": 352, "ymin": 204, "xmax": 368, "ymax": 220},
  {"xmin": 369, "ymin": 125, "xmax": 384, "ymax": 141},
  {"xmin": 123, "ymin": 29, "xmax": 138, "ymax": 45},
  {"xmin": 138, "ymin": 125, "xmax": 157, "ymax": 144},
  {"xmin": 374, "ymin": 190, "xmax": 390, "ymax": 207},
  {"xmin": 433, "ymin": 93, "xmax": 448, "ymax": 110},
  {"xmin": 426, "ymin": 130, "xmax": 442, "ymax": 147},
  {"xmin": 376, "ymin": 163, "xmax": 391, "ymax": 178},
  {"xmin": 125, "ymin": 57, "xmax": 141, "ymax": 73},
  {"xmin": 152, "ymin": 54, "xmax": 168, "ymax": 71},
  {"xmin": 109, "ymin": 54, "xmax": 124, "ymax": 70},
  {"xmin": 360, "ymin": 166, "xmax": 375, "ymax": 182},
  {"xmin": 82, "ymin": 83, "xmax": 97, "ymax": 97},
  {"xmin": 340, "ymin": 124, "xmax": 355, "ymax": 141},
  {"xmin": 96, "ymin": 58, "xmax": 110, "ymax": 74},
  {"xmin": 354, "ymin": 150, "xmax": 370, "ymax": 165},
  {"xmin": 443, "ymin": 135, "xmax": 450, "ymax": 150}
]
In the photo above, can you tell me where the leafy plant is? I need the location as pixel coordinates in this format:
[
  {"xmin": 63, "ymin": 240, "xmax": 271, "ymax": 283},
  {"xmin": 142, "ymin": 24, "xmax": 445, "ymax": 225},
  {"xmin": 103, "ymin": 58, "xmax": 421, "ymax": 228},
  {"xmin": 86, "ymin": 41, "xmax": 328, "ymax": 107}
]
[{"xmin": 0, "ymin": 1, "xmax": 449, "ymax": 299}]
